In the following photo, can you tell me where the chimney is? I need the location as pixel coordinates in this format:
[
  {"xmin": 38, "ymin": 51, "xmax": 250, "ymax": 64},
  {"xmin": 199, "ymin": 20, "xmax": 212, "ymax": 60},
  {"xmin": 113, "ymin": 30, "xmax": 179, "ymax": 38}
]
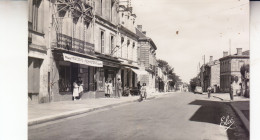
[
  {"xmin": 142, "ymin": 31, "xmax": 146, "ymax": 35},
  {"xmin": 237, "ymin": 48, "xmax": 242, "ymax": 55},
  {"xmin": 209, "ymin": 56, "xmax": 213, "ymax": 62},
  {"xmin": 223, "ymin": 51, "xmax": 228, "ymax": 57},
  {"xmin": 137, "ymin": 25, "xmax": 142, "ymax": 31}
]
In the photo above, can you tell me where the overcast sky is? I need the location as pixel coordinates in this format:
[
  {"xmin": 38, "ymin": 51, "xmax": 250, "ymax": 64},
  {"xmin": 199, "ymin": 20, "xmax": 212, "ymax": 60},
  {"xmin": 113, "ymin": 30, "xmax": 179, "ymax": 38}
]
[{"xmin": 131, "ymin": 0, "xmax": 250, "ymax": 83}]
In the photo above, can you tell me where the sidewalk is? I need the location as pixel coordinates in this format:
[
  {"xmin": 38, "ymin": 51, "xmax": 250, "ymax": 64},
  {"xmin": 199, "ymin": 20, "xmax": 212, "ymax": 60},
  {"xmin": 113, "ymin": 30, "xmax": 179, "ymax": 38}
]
[
  {"xmin": 28, "ymin": 92, "xmax": 171, "ymax": 126},
  {"xmin": 211, "ymin": 93, "xmax": 250, "ymax": 132}
]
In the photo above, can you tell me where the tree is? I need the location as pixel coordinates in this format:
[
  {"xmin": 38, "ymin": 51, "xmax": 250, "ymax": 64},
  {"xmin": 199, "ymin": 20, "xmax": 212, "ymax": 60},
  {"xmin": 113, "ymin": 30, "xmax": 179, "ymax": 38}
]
[
  {"xmin": 190, "ymin": 76, "xmax": 199, "ymax": 92},
  {"xmin": 240, "ymin": 64, "xmax": 250, "ymax": 97},
  {"xmin": 157, "ymin": 59, "xmax": 182, "ymax": 90}
]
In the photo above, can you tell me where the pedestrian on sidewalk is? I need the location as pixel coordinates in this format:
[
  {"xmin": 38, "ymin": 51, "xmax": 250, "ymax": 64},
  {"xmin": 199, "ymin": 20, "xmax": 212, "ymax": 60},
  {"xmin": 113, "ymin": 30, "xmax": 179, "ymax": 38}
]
[
  {"xmin": 140, "ymin": 83, "xmax": 147, "ymax": 101},
  {"xmin": 105, "ymin": 81, "xmax": 108, "ymax": 97},
  {"xmin": 78, "ymin": 78, "xmax": 83, "ymax": 100},
  {"xmin": 73, "ymin": 80, "xmax": 79, "ymax": 101},
  {"xmin": 107, "ymin": 80, "xmax": 113, "ymax": 98},
  {"xmin": 207, "ymin": 86, "xmax": 212, "ymax": 98},
  {"xmin": 116, "ymin": 78, "xmax": 122, "ymax": 98}
]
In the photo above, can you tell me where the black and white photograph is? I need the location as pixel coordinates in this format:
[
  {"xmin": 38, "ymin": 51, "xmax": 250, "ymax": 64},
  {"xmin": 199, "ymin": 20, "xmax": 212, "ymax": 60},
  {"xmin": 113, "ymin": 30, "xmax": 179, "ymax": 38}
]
[{"xmin": 1, "ymin": 0, "xmax": 260, "ymax": 139}]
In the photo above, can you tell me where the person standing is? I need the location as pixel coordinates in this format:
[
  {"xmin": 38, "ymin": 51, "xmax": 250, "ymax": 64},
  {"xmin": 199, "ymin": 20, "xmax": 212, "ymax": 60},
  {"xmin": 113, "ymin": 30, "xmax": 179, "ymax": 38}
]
[
  {"xmin": 140, "ymin": 83, "xmax": 147, "ymax": 101},
  {"xmin": 73, "ymin": 80, "xmax": 79, "ymax": 101},
  {"xmin": 108, "ymin": 80, "xmax": 113, "ymax": 98},
  {"xmin": 104, "ymin": 81, "xmax": 108, "ymax": 97},
  {"xmin": 207, "ymin": 86, "xmax": 212, "ymax": 98},
  {"xmin": 116, "ymin": 78, "xmax": 122, "ymax": 98},
  {"xmin": 78, "ymin": 79, "xmax": 83, "ymax": 100}
]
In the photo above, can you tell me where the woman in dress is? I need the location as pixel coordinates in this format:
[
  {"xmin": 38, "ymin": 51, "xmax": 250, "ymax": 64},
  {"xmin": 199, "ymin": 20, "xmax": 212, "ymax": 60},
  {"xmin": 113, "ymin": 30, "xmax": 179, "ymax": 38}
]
[
  {"xmin": 73, "ymin": 80, "xmax": 79, "ymax": 101},
  {"xmin": 78, "ymin": 79, "xmax": 83, "ymax": 100},
  {"xmin": 108, "ymin": 80, "xmax": 113, "ymax": 97},
  {"xmin": 104, "ymin": 81, "xmax": 108, "ymax": 97},
  {"xmin": 140, "ymin": 83, "xmax": 147, "ymax": 101}
]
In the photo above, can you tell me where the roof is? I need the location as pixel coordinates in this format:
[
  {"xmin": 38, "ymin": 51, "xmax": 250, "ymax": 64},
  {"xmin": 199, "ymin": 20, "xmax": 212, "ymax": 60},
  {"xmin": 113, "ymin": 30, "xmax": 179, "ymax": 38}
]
[
  {"xmin": 219, "ymin": 50, "xmax": 250, "ymax": 61},
  {"xmin": 135, "ymin": 28, "xmax": 157, "ymax": 50},
  {"xmin": 242, "ymin": 50, "xmax": 250, "ymax": 55}
]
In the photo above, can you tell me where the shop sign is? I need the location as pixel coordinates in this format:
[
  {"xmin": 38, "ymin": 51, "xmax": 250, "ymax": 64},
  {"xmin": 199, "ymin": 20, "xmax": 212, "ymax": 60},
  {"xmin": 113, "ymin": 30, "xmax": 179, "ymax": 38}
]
[{"xmin": 63, "ymin": 53, "xmax": 103, "ymax": 67}]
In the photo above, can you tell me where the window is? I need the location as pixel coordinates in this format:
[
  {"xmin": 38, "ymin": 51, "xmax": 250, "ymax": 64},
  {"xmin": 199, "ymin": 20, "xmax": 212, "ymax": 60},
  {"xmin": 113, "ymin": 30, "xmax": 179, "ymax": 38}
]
[
  {"xmin": 29, "ymin": 0, "xmax": 42, "ymax": 32},
  {"xmin": 127, "ymin": 40, "xmax": 130, "ymax": 59},
  {"xmin": 110, "ymin": 35, "xmax": 114, "ymax": 55},
  {"xmin": 59, "ymin": 65, "xmax": 71, "ymax": 92},
  {"xmin": 111, "ymin": 1, "xmax": 114, "ymax": 22},
  {"xmin": 101, "ymin": 31, "xmax": 104, "ymax": 53},
  {"xmin": 101, "ymin": 0, "xmax": 103, "ymax": 16}
]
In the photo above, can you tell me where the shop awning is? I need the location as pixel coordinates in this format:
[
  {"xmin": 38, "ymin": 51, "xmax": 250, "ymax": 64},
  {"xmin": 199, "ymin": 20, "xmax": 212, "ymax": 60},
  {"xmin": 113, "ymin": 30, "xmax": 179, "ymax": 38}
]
[
  {"xmin": 131, "ymin": 68, "xmax": 148, "ymax": 75},
  {"xmin": 63, "ymin": 53, "xmax": 103, "ymax": 67}
]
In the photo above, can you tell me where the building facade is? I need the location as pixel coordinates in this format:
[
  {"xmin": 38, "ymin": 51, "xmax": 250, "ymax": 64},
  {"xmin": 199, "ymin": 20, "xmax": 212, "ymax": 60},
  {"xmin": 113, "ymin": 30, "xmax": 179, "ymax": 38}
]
[
  {"xmin": 203, "ymin": 56, "xmax": 220, "ymax": 92},
  {"xmin": 219, "ymin": 48, "xmax": 250, "ymax": 93},
  {"xmin": 136, "ymin": 25, "xmax": 157, "ymax": 93},
  {"xmin": 28, "ymin": 0, "xmax": 53, "ymax": 103},
  {"xmin": 28, "ymin": 0, "xmax": 158, "ymax": 103}
]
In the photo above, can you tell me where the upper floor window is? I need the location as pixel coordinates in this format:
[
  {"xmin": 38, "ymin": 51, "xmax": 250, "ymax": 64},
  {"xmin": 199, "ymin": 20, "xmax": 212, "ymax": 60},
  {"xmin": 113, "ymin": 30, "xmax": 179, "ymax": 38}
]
[
  {"xmin": 28, "ymin": 0, "xmax": 42, "ymax": 32},
  {"xmin": 101, "ymin": 31, "xmax": 105, "ymax": 54},
  {"xmin": 110, "ymin": 1, "xmax": 114, "ymax": 22},
  {"xmin": 101, "ymin": 0, "xmax": 103, "ymax": 16},
  {"xmin": 110, "ymin": 35, "xmax": 114, "ymax": 55}
]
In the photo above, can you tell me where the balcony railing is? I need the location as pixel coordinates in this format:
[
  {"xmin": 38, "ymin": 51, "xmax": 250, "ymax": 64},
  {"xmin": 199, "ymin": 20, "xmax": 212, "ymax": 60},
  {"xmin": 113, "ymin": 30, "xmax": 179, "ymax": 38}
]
[{"xmin": 56, "ymin": 33, "xmax": 94, "ymax": 55}]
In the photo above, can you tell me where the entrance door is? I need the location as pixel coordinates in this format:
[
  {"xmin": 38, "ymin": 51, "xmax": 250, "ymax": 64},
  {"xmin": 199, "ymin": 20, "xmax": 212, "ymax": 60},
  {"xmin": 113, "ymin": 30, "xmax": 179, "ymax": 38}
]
[
  {"xmin": 28, "ymin": 57, "xmax": 42, "ymax": 94},
  {"xmin": 71, "ymin": 63, "xmax": 79, "ymax": 86}
]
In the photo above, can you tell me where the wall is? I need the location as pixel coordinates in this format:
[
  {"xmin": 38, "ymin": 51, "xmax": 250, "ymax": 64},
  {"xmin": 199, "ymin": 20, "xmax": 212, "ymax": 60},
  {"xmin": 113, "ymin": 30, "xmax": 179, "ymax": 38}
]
[
  {"xmin": 28, "ymin": 0, "xmax": 53, "ymax": 103},
  {"xmin": 210, "ymin": 63, "xmax": 220, "ymax": 88}
]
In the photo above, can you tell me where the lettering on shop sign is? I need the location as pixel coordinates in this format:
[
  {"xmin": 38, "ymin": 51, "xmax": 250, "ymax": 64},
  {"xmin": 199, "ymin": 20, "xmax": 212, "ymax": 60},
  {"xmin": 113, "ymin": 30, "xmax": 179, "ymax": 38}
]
[
  {"xmin": 220, "ymin": 115, "xmax": 235, "ymax": 131},
  {"xmin": 63, "ymin": 53, "xmax": 103, "ymax": 67}
]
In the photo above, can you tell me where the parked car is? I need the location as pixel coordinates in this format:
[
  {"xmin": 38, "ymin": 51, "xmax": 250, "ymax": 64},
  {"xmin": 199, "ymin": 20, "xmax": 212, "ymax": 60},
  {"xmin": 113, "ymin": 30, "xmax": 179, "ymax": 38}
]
[{"xmin": 194, "ymin": 86, "xmax": 203, "ymax": 94}]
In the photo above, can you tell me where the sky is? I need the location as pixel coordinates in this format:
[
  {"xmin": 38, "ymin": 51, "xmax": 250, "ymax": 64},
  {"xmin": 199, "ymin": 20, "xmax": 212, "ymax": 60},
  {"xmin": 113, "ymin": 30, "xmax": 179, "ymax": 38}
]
[{"xmin": 131, "ymin": 0, "xmax": 250, "ymax": 83}]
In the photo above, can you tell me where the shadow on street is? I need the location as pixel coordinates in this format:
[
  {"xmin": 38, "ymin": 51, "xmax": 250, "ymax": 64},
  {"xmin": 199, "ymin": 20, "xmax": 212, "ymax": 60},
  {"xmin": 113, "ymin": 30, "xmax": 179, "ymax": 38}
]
[{"xmin": 188, "ymin": 100, "xmax": 249, "ymax": 140}]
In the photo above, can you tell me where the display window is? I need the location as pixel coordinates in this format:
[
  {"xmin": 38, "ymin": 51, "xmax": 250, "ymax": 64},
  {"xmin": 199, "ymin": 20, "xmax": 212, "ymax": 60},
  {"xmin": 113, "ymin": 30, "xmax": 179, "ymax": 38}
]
[{"xmin": 58, "ymin": 65, "xmax": 72, "ymax": 92}]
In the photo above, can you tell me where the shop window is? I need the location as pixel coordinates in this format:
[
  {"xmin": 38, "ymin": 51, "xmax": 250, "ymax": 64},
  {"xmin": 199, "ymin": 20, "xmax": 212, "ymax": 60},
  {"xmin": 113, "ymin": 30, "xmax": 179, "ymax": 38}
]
[
  {"xmin": 97, "ymin": 68, "xmax": 104, "ymax": 91},
  {"xmin": 59, "ymin": 65, "xmax": 71, "ymax": 92}
]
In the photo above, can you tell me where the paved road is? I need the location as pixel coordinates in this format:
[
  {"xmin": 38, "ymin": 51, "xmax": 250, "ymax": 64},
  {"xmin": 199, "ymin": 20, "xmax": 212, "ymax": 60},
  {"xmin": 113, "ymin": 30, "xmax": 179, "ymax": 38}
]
[{"xmin": 29, "ymin": 92, "xmax": 248, "ymax": 140}]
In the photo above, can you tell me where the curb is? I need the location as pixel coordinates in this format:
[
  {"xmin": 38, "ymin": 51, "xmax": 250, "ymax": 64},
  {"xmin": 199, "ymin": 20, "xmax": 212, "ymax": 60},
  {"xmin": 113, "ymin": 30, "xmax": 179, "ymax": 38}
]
[
  {"xmin": 28, "ymin": 98, "xmax": 139, "ymax": 126},
  {"xmin": 28, "ymin": 94, "xmax": 165, "ymax": 126},
  {"xmin": 212, "ymin": 95, "xmax": 249, "ymax": 133},
  {"xmin": 230, "ymin": 103, "xmax": 250, "ymax": 133}
]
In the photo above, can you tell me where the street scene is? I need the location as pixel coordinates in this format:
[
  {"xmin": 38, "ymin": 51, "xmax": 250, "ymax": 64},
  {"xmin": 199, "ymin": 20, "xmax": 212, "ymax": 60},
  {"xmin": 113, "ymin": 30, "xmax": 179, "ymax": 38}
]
[{"xmin": 27, "ymin": 0, "xmax": 250, "ymax": 139}]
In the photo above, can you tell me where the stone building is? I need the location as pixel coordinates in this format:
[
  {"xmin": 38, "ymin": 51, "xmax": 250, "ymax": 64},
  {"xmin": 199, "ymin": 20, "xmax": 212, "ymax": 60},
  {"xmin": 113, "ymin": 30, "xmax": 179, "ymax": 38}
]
[
  {"xmin": 92, "ymin": 0, "xmax": 122, "ymax": 97},
  {"xmin": 136, "ymin": 25, "xmax": 158, "ymax": 93},
  {"xmin": 50, "ymin": 0, "xmax": 103, "ymax": 101},
  {"xmin": 219, "ymin": 48, "xmax": 250, "ymax": 93},
  {"xmin": 28, "ymin": 0, "xmax": 156, "ymax": 103},
  {"xmin": 28, "ymin": 0, "xmax": 53, "ymax": 103},
  {"xmin": 203, "ymin": 56, "xmax": 220, "ymax": 92},
  {"xmin": 117, "ymin": 2, "xmax": 139, "ymax": 90}
]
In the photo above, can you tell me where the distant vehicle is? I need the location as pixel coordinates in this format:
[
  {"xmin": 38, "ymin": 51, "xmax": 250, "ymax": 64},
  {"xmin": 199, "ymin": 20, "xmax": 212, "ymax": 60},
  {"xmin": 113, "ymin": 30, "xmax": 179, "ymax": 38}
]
[{"xmin": 194, "ymin": 86, "xmax": 203, "ymax": 94}]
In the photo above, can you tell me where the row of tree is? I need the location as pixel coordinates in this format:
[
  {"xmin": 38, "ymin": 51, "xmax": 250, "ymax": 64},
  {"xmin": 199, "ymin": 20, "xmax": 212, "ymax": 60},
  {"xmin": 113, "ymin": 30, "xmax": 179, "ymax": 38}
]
[{"xmin": 157, "ymin": 59, "xmax": 182, "ymax": 89}]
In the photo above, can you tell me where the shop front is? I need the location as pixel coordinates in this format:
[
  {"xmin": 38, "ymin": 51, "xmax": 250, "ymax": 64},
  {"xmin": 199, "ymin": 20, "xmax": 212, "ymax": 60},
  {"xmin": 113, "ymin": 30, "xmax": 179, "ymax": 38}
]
[
  {"xmin": 95, "ymin": 53, "xmax": 122, "ymax": 98},
  {"xmin": 52, "ymin": 51, "xmax": 103, "ymax": 101}
]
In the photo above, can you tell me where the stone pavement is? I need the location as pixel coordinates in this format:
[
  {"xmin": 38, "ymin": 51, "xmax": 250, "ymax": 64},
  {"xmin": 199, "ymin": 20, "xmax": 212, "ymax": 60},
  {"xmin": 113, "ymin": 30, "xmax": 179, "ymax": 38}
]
[{"xmin": 28, "ymin": 92, "xmax": 171, "ymax": 126}]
